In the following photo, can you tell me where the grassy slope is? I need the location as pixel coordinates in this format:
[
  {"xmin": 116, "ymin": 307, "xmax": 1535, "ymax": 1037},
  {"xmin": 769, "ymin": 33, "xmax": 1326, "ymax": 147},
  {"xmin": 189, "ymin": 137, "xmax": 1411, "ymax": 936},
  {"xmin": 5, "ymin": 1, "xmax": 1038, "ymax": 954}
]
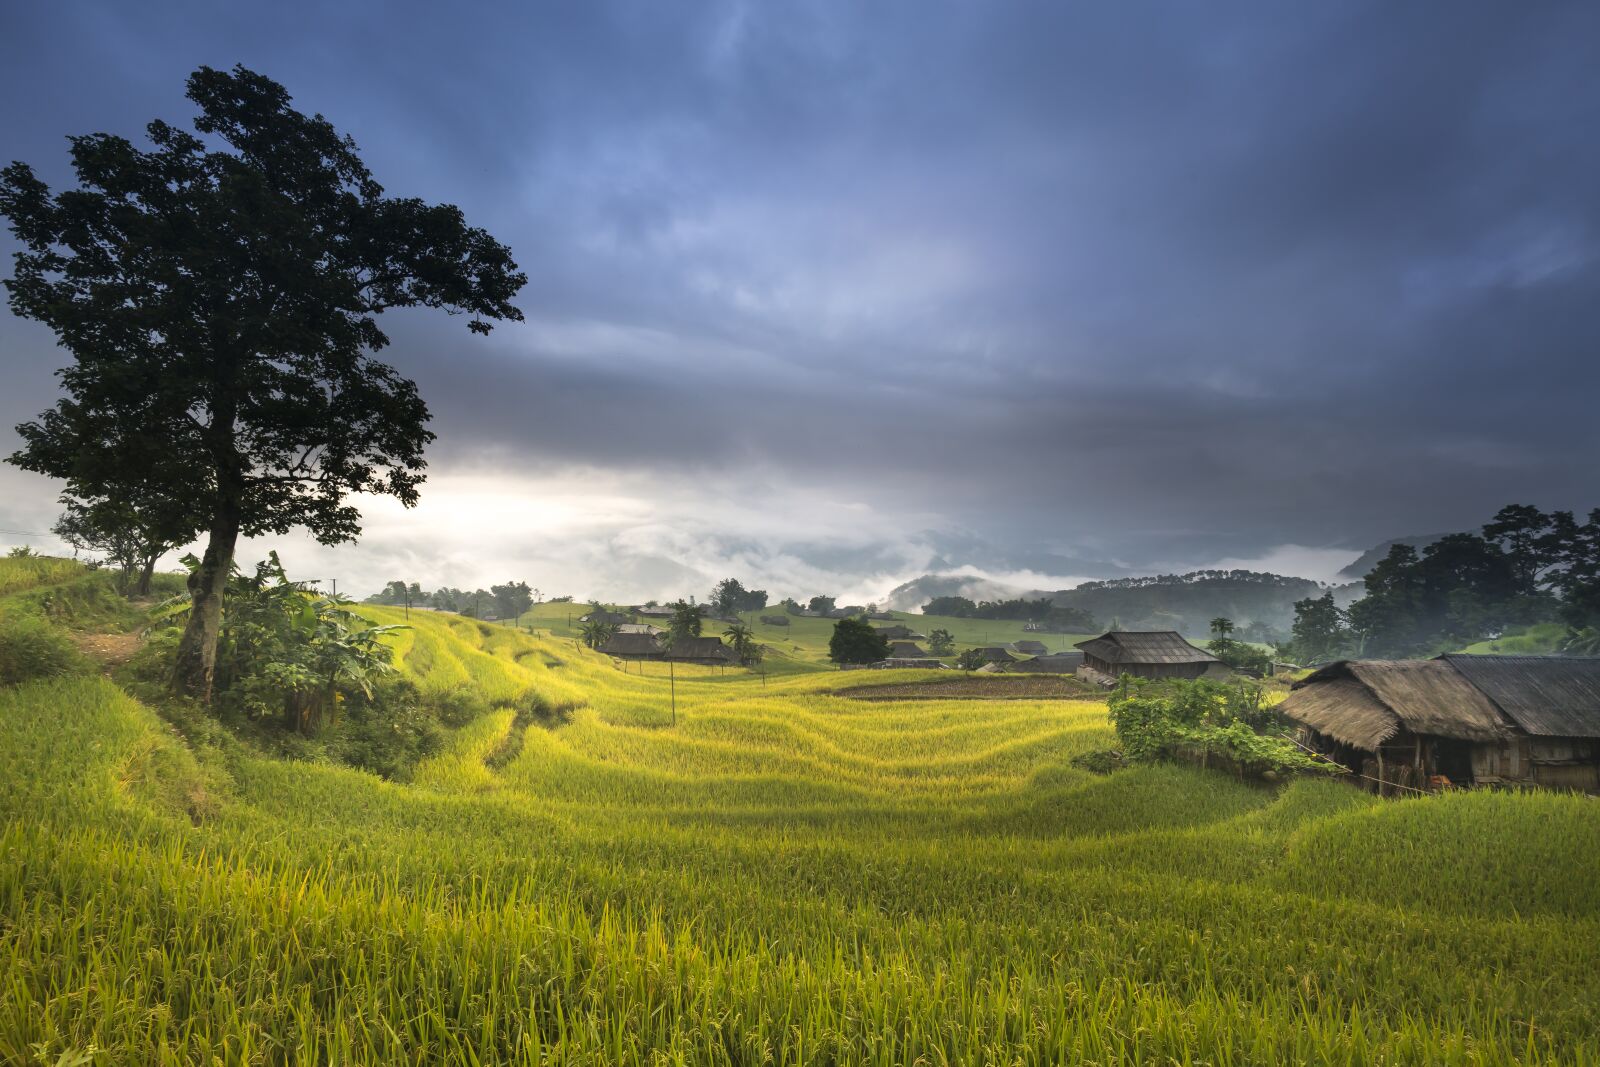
[{"xmin": 2, "ymin": 569, "xmax": 1599, "ymax": 1063}]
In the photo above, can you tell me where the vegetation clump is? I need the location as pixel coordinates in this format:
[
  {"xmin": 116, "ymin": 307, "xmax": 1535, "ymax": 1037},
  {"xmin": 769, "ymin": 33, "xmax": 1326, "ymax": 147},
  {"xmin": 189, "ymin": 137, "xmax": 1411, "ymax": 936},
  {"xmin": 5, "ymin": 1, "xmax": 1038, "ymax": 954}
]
[{"xmin": 1105, "ymin": 676, "xmax": 1339, "ymax": 779}]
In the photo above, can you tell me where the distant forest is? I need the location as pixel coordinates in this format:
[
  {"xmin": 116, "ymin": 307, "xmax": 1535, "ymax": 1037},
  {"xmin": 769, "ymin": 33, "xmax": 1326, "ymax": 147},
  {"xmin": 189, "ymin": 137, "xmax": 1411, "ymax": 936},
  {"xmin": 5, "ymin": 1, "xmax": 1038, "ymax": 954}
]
[{"xmin": 1043, "ymin": 571, "xmax": 1343, "ymax": 640}]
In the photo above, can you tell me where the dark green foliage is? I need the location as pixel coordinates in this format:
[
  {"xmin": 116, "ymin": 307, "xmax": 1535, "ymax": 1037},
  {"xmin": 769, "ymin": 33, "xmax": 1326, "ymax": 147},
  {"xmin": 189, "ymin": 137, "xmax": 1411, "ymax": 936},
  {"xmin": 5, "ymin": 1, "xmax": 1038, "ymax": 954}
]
[
  {"xmin": 921, "ymin": 595, "xmax": 1096, "ymax": 631},
  {"xmin": 1206, "ymin": 617, "xmax": 1273, "ymax": 675},
  {"xmin": 1340, "ymin": 504, "xmax": 1600, "ymax": 657},
  {"xmin": 710, "ymin": 578, "xmax": 768, "ymax": 616},
  {"xmin": 1285, "ymin": 592, "xmax": 1354, "ymax": 664},
  {"xmin": 666, "ymin": 601, "xmax": 702, "ymax": 644},
  {"xmin": 1069, "ymin": 747, "xmax": 1127, "ymax": 775},
  {"xmin": 323, "ymin": 679, "xmax": 443, "ymax": 782},
  {"xmin": 160, "ymin": 553, "xmax": 405, "ymax": 734},
  {"xmin": 0, "ymin": 65, "xmax": 525, "ymax": 700},
  {"xmin": 926, "ymin": 628, "xmax": 955, "ymax": 656},
  {"xmin": 722, "ymin": 623, "xmax": 762, "ymax": 666},
  {"xmin": 491, "ymin": 581, "xmax": 534, "ymax": 623},
  {"xmin": 1107, "ymin": 678, "xmax": 1338, "ymax": 778},
  {"xmin": 828, "ymin": 617, "xmax": 890, "ymax": 665},
  {"xmin": 579, "ymin": 620, "xmax": 617, "ymax": 649},
  {"xmin": 954, "ymin": 648, "xmax": 988, "ymax": 672},
  {"xmin": 427, "ymin": 686, "xmax": 491, "ymax": 728},
  {"xmin": 0, "ymin": 616, "xmax": 84, "ymax": 686},
  {"xmin": 807, "ymin": 595, "xmax": 836, "ymax": 615}
]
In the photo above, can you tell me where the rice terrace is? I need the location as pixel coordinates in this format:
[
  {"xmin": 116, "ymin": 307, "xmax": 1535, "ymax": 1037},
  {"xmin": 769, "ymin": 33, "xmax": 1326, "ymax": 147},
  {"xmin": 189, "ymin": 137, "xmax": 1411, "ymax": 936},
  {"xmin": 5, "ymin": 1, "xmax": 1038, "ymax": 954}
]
[{"xmin": 4, "ymin": 6, "xmax": 1600, "ymax": 1066}]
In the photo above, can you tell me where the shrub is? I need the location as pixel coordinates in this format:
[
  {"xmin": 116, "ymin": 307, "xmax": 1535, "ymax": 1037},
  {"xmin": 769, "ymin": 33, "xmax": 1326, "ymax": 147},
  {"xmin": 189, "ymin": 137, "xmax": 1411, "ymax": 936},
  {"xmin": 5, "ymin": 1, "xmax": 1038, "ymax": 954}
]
[
  {"xmin": 0, "ymin": 616, "xmax": 84, "ymax": 686},
  {"xmin": 325, "ymin": 680, "xmax": 444, "ymax": 782},
  {"xmin": 1108, "ymin": 677, "xmax": 1339, "ymax": 778},
  {"xmin": 428, "ymin": 685, "xmax": 491, "ymax": 727}
]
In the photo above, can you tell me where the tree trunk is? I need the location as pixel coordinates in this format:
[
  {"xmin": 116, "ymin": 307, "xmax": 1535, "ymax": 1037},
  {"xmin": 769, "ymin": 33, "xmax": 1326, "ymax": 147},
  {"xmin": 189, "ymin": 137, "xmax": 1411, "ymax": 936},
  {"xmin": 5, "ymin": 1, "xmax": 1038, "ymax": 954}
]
[
  {"xmin": 173, "ymin": 515, "xmax": 239, "ymax": 702},
  {"xmin": 135, "ymin": 554, "xmax": 158, "ymax": 598}
]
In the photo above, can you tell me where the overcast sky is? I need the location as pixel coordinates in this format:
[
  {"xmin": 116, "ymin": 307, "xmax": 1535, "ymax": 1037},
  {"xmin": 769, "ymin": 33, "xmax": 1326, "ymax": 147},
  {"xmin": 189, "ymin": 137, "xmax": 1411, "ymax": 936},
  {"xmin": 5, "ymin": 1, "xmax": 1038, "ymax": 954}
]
[{"xmin": 3, "ymin": 2, "xmax": 1598, "ymax": 603}]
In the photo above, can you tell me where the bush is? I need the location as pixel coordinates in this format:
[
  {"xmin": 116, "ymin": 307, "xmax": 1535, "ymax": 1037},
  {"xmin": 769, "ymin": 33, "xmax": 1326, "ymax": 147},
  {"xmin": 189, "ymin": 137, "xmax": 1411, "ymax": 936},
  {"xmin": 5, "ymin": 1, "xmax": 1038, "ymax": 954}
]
[
  {"xmin": 428, "ymin": 685, "xmax": 491, "ymax": 727},
  {"xmin": 0, "ymin": 616, "xmax": 85, "ymax": 686},
  {"xmin": 1108, "ymin": 677, "xmax": 1340, "ymax": 779},
  {"xmin": 324, "ymin": 680, "xmax": 444, "ymax": 782}
]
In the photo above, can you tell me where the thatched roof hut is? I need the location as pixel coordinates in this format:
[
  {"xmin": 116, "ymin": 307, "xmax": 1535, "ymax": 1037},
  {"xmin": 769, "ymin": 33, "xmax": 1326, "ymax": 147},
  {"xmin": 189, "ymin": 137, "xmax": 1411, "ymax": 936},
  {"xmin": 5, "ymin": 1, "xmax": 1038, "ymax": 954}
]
[
  {"xmin": 1004, "ymin": 651, "xmax": 1084, "ymax": 674},
  {"xmin": 887, "ymin": 641, "xmax": 930, "ymax": 658},
  {"xmin": 1440, "ymin": 654, "xmax": 1600, "ymax": 739},
  {"xmin": 1279, "ymin": 655, "xmax": 1600, "ymax": 793},
  {"xmin": 970, "ymin": 646, "xmax": 1017, "ymax": 664},
  {"xmin": 873, "ymin": 624, "xmax": 927, "ymax": 640},
  {"xmin": 662, "ymin": 636, "xmax": 741, "ymax": 665},
  {"xmin": 1280, "ymin": 660, "xmax": 1506, "ymax": 751},
  {"xmin": 580, "ymin": 609, "xmax": 631, "ymax": 625},
  {"xmin": 1074, "ymin": 631, "xmax": 1223, "ymax": 681},
  {"xmin": 598, "ymin": 632, "xmax": 664, "ymax": 660},
  {"xmin": 1010, "ymin": 640, "xmax": 1049, "ymax": 656}
]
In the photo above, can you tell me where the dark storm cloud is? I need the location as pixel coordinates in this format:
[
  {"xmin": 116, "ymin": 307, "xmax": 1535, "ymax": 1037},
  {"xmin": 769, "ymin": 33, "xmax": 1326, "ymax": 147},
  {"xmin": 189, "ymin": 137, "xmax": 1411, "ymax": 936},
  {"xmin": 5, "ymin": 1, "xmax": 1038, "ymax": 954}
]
[{"xmin": 3, "ymin": 0, "xmax": 1599, "ymax": 581}]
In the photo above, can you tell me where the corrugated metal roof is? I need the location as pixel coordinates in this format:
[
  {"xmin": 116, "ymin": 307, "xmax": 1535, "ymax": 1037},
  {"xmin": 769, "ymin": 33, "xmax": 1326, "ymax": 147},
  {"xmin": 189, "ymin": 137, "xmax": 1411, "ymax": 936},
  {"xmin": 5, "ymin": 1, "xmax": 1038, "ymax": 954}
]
[
  {"xmin": 1439, "ymin": 654, "xmax": 1600, "ymax": 739},
  {"xmin": 1074, "ymin": 631, "xmax": 1218, "ymax": 665}
]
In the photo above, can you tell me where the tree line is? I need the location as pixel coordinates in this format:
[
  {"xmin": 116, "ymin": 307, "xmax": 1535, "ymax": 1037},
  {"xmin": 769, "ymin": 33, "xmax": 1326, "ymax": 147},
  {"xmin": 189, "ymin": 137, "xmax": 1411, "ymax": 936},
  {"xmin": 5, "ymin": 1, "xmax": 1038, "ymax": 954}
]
[{"xmin": 1285, "ymin": 504, "xmax": 1600, "ymax": 661}]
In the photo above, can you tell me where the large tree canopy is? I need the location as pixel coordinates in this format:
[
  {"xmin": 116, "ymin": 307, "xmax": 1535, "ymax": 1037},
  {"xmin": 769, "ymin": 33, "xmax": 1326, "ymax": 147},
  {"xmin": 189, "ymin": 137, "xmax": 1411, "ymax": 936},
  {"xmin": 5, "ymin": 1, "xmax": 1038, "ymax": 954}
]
[{"xmin": 0, "ymin": 66, "xmax": 526, "ymax": 699}]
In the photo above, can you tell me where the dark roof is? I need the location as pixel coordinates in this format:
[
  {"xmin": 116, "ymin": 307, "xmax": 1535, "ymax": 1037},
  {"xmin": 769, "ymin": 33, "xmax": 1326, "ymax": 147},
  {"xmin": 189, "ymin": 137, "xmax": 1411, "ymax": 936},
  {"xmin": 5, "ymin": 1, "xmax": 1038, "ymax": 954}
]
[
  {"xmin": 1010, "ymin": 640, "xmax": 1049, "ymax": 655},
  {"xmin": 663, "ymin": 636, "xmax": 740, "ymax": 664},
  {"xmin": 598, "ymin": 632, "xmax": 663, "ymax": 658},
  {"xmin": 873, "ymin": 624, "xmax": 927, "ymax": 639},
  {"xmin": 887, "ymin": 641, "xmax": 930, "ymax": 658},
  {"xmin": 971, "ymin": 646, "xmax": 1017, "ymax": 663},
  {"xmin": 871, "ymin": 658, "xmax": 949, "ymax": 670},
  {"xmin": 1438, "ymin": 655, "xmax": 1600, "ymax": 739},
  {"xmin": 1280, "ymin": 660, "xmax": 1508, "ymax": 750},
  {"xmin": 580, "ymin": 610, "xmax": 630, "ymax": 625},
  {"xmin": 1006, "ymin": 651, "xmax": 1084, "ymax": 674},
  {"xmin": 1074, "ymin": 631, "xmax": 1218, "ymax": 665},
  {"xmin": 613, "ymin": 623, "xmax": 663, "ymax": 635}
]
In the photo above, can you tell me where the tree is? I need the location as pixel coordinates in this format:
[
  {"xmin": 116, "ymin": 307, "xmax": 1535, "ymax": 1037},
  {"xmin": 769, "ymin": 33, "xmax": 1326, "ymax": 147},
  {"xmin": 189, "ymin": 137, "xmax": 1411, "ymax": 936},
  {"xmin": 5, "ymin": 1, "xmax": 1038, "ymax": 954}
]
[
  {"xmin": 491, "ymin": 581, "xmax": 534, "ymax": 627},
  {"xmin": 1286, "ymin": 592, "xmax": 1352, "ymax": 663},
  {"xmin": 955, "ymin": 648, "xmax": 988, "ymax": 672},
  {"xmin": 579, "ymin": 620, "xmax": 617, "ymax": 650},
  {"xmin": 926, "ymin": 628, "xmax": 955, "ymax": 656},
  {"xmin": 922, "ymin": 595, "xmax": 977, "ymax": 617},
  {"xmin": 53, "ymin": 492, "xmax": 192, "ymax": 596},
  {"xmin": 710, "ymin": 578, "xmax": 759, "ymax": 618},
  {"xmin": 0, "ymin": 66, "xmax": 525, "ymax": 702},
  {"xmin": 723, "ymin": 622, "xmax": 761, "ymax": 666},
  {"xmin": 666, "ymin": 600, "xmax": 702, "ymax": 644},
  {"xmin": 828, "ymin": 617, "xmax": 889, "ymax": 665},
  {"xmin": 808, "ymin": 595, "xmax": 836, "ymax": 615},
  {"xmin": 1209, "ymin": 617, "xmax": 1235, "ymax": 641}
]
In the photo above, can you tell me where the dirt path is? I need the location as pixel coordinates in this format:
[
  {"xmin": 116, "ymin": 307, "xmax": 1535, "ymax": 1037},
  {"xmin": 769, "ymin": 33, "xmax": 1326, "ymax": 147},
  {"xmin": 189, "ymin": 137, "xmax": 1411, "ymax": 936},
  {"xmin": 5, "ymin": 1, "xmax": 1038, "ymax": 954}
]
[{"xmin": 71, "ymin": 631, "xmax": 142, "ymax": 671}]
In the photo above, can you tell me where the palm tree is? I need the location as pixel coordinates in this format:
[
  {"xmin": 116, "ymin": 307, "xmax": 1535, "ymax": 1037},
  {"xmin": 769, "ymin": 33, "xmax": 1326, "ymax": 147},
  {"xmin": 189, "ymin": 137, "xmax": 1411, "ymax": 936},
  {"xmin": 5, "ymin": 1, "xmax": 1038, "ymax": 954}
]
[
  {"xmin": 579, "ymin": 620, "xmax": 617, "ymax": 650},
  {"xmin": 723, "ymin": 622, "xmax": 758, "ymax": 666}
]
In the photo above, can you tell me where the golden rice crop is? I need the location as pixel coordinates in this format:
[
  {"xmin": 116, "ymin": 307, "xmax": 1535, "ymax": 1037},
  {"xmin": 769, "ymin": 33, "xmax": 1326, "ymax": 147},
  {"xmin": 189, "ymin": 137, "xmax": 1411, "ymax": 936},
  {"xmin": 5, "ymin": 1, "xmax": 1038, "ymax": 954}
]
[{"xmin": 2, "ymin": 601, "xmax": 1598, "ymax": 1064}]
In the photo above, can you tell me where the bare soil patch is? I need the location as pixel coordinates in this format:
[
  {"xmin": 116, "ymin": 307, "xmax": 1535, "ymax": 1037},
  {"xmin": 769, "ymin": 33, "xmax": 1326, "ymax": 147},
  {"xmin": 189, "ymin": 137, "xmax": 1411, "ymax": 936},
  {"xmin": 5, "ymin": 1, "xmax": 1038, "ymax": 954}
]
[{"xmin": 72, "ymin": 631, "xmax": 141, "ymax": 670}]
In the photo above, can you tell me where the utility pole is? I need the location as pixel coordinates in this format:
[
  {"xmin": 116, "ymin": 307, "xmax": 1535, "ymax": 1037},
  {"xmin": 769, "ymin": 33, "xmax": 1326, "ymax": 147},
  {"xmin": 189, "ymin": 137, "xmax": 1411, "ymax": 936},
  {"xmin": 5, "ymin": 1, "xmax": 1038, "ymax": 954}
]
[{"xmin": 331, "ymin": 578, "xmax": 337, "ymax": 598}]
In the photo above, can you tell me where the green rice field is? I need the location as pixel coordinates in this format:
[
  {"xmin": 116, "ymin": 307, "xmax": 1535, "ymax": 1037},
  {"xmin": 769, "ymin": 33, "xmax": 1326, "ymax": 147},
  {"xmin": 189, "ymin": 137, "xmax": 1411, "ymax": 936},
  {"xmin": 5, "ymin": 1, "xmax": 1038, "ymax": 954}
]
[{"xmin": 2, "ymin": 561, "xmax": 1598, "ymax": 1064}]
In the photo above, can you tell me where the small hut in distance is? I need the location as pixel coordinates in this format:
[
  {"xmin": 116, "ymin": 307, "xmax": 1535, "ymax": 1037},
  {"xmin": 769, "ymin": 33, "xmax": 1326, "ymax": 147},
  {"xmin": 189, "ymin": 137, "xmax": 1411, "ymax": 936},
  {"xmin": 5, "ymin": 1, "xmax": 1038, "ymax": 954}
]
[{"xmin": 1074, "ymin": 631, "xmax": 1226, "ymax": 684}]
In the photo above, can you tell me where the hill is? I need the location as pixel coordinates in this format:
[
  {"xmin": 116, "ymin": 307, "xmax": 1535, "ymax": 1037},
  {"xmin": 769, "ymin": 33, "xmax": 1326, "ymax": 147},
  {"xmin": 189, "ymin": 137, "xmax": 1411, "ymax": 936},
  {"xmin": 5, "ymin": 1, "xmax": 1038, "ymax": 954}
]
[
  {"xmin": 1337, "ymin": 533, "xmax": 1449, "ymax": 579},
  {"xmin": 3, "ymin": 561, "xmax": 1599, "ymax": 1063}
]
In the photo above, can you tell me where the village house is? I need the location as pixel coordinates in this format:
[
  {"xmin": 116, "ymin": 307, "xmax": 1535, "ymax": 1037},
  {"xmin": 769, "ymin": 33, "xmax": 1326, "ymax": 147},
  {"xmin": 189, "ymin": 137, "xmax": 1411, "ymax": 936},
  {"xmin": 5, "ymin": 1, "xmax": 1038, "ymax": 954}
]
[
  {"xmin": 870, "ymin": 657, "xmax": 949, "ymax": 670},
  {"xmin": 969, "ymin": 646, "xmax": 1017, "ymax": 665},
  {"xmin": 1000, "ymin": 651, "xmax": 1085, "ymax": 674},
  {"xmin": 661, "ymin": 636, "xmax": 741, "ymax": 666},
  {"xmin": 1074, "ymin": 630, "xmax": 1228, "ymax": 684},
  {"xmin": 579, "ymin": 609, "xmax": 631, "ymax": 626},
  {"xmin": 1009, "ymin": 639, "xmax": 1049, "ymax": 656},
  {"xmin": 886, "ymin": 641, "xmax": 931, "ymax": 658},
  {"xmin": 873, "ymin": 624, "xmax": 927, "ymax": 640},
  {"xmin": 597, "ymin": 632, "xmax": 664, "ymax": 661},
  {"xmin": 1280, "ymin": 654, "xmax": 1600, "ymax": 793}
]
